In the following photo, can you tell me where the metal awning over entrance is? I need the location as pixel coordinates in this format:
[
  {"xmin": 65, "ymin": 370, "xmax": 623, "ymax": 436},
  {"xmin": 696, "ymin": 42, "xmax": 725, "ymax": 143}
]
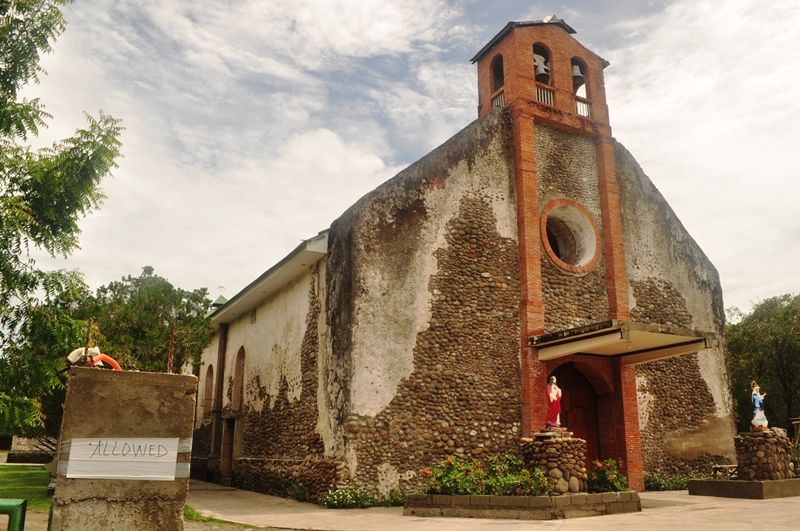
[{"xmin": 529, "ymin": 320, "xmax": 714, "ymax": 365}]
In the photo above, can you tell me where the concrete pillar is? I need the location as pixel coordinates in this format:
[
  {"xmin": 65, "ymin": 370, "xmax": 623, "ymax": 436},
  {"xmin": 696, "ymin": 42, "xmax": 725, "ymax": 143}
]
[{"xmin": 51, "ymin": 368, "xmax": 197, "ymax": 530}]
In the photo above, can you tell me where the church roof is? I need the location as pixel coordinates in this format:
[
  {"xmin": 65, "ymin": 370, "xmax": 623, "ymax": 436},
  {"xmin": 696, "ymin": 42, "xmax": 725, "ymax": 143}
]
[{"xmin": 470, "ymin": 16, "xmax": 577, "ymax": 63}]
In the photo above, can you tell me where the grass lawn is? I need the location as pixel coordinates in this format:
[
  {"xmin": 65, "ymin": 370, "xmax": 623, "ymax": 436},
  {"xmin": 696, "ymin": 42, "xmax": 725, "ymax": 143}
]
[{"xmin": 0, "ymin": 465, "xmax": 51, "ymax": 512}]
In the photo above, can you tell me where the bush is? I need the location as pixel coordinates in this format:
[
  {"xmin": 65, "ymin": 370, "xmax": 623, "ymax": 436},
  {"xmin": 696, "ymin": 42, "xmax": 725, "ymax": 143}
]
[
  {"xmin": 377, "ymin": 488, "xmax": 406, "ymax": 506},
  {"xmin": 318, "ymin": 485, "xmax": 375, "ymax": 509},
  {"xmin": 422, "ymin": 455, "xmax": 487, "ymax": 495},
  {"xmin": 484, "ymin": 454, "xmax": 550, "ymax": 496},
  {"xmin": 644, "ymin": 471, "xmax": 706, "ymax": 491},
  {"xmin": 588, "ymin": 459, "xmax": 628, "ymax": 492},
  {"xmin": 422, "ymin": 454, "xmax": 550, "ymax": 497},
  {"xmin": 288, "ymin": 483, "xmax": 308, "ymax": 501}
]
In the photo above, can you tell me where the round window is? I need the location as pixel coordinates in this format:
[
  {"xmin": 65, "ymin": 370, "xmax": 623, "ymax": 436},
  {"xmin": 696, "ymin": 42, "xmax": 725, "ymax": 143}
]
[{"xmin": 540, "ymin": 199, "xmax": 600, "ymax": 274}]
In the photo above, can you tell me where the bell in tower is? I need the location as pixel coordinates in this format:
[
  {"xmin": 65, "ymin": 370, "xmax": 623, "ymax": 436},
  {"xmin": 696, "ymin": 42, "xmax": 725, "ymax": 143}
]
[{"xmin": 533, "ymin": 45, "xmax": 551, "ymax": 84}]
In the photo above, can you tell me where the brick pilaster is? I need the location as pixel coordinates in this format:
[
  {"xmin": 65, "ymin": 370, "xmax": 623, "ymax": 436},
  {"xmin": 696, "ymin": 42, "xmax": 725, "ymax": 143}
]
[
  {"xmin": 613, "ymin": 359, "xmax": 644, "ymax": 491},
  {"xmin": 512, "ymin": 108, "xmax": 545, "ymax": 436},
  {"xmin": 595, "ymin": 131, "xmax": 630, "ymax": 320}
]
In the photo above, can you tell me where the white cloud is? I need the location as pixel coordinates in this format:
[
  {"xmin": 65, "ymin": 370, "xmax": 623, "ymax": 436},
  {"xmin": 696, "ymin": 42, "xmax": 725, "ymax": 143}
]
[
  {"xmin": 24, "ymin": 0, "xmax": 798, "ymax": 314},
  {"xmin": 604, "ymin": 0, "xmax": 800, "ymax": 310},
  {"xmin": 365, "ymin": 60, "xmax": 476, "ymax": 155}
]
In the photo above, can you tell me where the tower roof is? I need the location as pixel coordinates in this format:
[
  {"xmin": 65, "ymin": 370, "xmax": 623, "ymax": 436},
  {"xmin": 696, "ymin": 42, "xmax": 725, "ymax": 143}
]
[{"xmin": 471, "ymin": 16, "xmax": 577, "ymax": 64}]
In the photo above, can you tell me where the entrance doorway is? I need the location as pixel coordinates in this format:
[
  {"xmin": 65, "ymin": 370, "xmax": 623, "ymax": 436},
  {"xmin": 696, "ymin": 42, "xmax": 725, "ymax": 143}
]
[
  {"xmin": 550, "ymin": 363, "xmax": 600, "ymax": 465},
  {"xmin": 221, "ymin": 418, "xmax": 235, "ymax": 485}
]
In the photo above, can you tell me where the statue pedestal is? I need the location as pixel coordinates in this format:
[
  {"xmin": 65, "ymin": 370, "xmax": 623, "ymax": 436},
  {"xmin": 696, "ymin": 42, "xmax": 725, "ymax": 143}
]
[
  {"xmin": 735, "ymin": 431, "xmax": 795, "ymax": 481},
  {"xmin": 520, "ymin": 431, "xmax": 588, "ymax": 493}
]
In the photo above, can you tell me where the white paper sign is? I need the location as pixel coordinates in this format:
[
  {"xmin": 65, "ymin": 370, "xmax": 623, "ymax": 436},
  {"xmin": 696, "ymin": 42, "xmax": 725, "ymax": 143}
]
[{"xmin": 66, "ymin": 438, "xmax": 179, "ymax": 481}]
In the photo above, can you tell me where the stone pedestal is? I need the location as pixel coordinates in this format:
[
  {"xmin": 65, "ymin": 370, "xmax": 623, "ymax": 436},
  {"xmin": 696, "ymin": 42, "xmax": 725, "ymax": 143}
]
[
  {"xmin": 520, "ymin": 431, "xmax": 588, "ymax": 493},
  {"xmin": 735, "ymin": 431, "xmax": 795, "ymax": 481}
]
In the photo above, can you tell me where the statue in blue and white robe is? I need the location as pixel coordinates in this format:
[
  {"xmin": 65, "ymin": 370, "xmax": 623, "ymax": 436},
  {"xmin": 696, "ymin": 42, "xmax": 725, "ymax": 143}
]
[{"xmin": 751, "ymin": 381, "xmax": 768, "ymax": 430}]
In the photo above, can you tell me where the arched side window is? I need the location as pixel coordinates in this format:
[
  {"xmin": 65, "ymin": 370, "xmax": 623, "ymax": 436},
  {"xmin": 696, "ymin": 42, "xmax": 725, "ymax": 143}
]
[
  {"xmin": 491, "ymin": 54, "xmax": 504, "ymax": 92},
  {"xmin": 203, "ymin": 364, "xmax": 214, "ymax": 419},
  {"xmin": 532, "ymin": 43, "xmax": 552, "ymax": 85},
  {"xmin": 232, "ymin": 347, "xmax": 246, "ymax": 411}
]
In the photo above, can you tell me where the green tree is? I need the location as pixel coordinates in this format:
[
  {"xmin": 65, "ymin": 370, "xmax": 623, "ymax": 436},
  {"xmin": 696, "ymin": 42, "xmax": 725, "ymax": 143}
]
[
  {"xmin": 0, "ymin": 0, "xmax": 122, "ymax": 320},
  {"xmin": 0, "ymin": 0, "xmax": 122, "ymax": 435},
  {"xmin": 0, "ymin": 269, "xmax": 89, "ymax": 437},
  {"xmin": 2, "ymin": 267, "xmax": 213, "ymax": 440},
  {"xmin": 84, "ymin": 266, "xmax": 213, "ymax": 373},
  {"xmin": 726, "ymin": 294, "xmax": 800, "ymax": 431}
]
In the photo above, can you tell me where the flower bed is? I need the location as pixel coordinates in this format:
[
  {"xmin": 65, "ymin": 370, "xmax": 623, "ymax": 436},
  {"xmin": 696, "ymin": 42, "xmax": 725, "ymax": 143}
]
[{"xmin": 404, "ymin": 491, "xmax": 641, "ymax": 520}]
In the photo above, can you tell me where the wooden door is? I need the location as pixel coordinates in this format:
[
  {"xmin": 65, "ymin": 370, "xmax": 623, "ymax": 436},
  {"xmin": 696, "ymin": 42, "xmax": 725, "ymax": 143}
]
[{"xmin": 551, "ymin": 364, "xmax": 599, "ymax": 465}]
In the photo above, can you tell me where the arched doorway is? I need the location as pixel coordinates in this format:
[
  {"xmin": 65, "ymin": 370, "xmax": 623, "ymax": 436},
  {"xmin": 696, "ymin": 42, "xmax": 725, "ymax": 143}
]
[
  {"xmin": 550, "ymin": 363, "xmax": 600, "ymax": 465},
  {"xmin": 221, "ymin": 347, "xmax": 245, "ymax": 485}
]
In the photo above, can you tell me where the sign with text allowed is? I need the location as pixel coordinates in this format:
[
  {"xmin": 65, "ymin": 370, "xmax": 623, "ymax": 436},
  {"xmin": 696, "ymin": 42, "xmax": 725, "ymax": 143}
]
[{"xmin": 66, "ymin": 438, "xmax": 179, "ymax": 481}]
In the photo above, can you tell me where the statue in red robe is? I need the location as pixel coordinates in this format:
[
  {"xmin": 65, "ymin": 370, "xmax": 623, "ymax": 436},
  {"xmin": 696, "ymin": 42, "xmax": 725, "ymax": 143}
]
[{"xmin": 545, "ymin": 375, "xmax": 562, "ymax": 429}]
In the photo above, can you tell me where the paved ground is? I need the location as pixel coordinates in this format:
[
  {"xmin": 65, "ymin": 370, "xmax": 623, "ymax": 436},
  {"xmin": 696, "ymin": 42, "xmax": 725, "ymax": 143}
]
[
  {"xmin": 13, "ymin": 480, "xmax": 800, "ymax": 529},
  {"xmin": 187, "ymin": 480, "xmax": 800, "ymax": 530}
]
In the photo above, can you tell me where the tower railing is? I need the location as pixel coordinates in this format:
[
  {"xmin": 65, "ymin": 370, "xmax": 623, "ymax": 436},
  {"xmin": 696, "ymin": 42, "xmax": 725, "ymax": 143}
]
[
  {"xmin": 535, "ymin": 83, "xmax": 554, "ymax": 106},
  {"xmin": 575, "ymin": 96, "xmax": 592, "ymax": 117},
  {"xmin": 491, "ymin": 88, "xmax": 505, "ymax": 108}
]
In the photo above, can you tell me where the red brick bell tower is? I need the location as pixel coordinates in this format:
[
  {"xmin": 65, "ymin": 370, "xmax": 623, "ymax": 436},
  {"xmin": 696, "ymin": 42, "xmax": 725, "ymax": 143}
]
[{"xmin": 472, "ymin": 17, "xmax": 645, "ymax": 490}]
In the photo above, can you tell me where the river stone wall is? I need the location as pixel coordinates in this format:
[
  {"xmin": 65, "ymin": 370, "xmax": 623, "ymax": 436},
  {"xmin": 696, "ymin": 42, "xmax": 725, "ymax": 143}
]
[
  {"xmin": 232, "ymin": 265, "xmax": 338, "ymax": 498},
  {"xmin": 535, "ymin": 124, "xmax": 609, "ymax": 333},
  {"xmin": 327, "ymin": 107, "xmax": 521, "ymax": 495}
]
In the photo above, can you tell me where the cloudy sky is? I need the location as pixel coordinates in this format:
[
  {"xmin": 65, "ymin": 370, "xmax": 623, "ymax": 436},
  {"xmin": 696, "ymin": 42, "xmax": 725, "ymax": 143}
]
[{"xmin": 28, "ymin": 0, "xmax": 800, "ymax": 313}]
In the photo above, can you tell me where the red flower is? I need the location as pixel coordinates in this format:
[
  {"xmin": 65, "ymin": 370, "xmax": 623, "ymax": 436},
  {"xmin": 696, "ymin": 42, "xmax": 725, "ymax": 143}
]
[{"xmin": 419, "ymin": 468, "xmax": 432, "ymax": 477}]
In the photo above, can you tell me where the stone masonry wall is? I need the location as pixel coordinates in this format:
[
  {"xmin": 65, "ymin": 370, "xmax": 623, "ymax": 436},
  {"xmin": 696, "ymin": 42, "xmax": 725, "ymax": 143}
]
[
  {"xmin": 327, "ymin": 108, "xmax": 521, "ymax": 495},
  {"xmin": 534, "ymin": 124, "xmax": 609, "ymax": 332},
  {"xmin": 233, "ymin": 265, "xmax": 338, "ymax": 498},
  {"xmin": 347, "ymin": 195, "xmax": 521, "ymax": 495},
  {"xmin": 615, "ymin": 140, "xmax": 736, "ymax": 473}
]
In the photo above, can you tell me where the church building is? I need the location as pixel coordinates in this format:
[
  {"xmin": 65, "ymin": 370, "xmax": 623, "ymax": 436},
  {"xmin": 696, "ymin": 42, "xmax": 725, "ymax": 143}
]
[{"xmin": 190, "ymin": 17, "xmax": 735, "ymax": 495}]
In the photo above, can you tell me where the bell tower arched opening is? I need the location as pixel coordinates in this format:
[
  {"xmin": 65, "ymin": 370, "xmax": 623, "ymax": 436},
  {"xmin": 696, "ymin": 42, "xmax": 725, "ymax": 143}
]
[
  {"xmin": 491, "ymin": 54, "xmax": 504, "ymax": 92},
  {"xmin": 532, "ymin": 43, "xmax": 552, "ymax": 84}
]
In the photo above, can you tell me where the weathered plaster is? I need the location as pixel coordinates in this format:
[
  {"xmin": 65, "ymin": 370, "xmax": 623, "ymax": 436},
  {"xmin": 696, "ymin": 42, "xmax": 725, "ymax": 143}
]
[
  {"xmin": 193, "ymin": 335, "xmax": 219, "ymax": 420},
  {"xmin": 314, "ymin": 259, "xmax": 341, "ymax": 457},
  {"xmin": 635, "ymin": 373, "xmax": 654, "ymax": 431},
  {"xmin": 225, "ymin": 273, "xmax": 311, "ymax": 411},
  {"xmin": 348, "ymin": 109, "xmax": 517, "ymax": 417}
]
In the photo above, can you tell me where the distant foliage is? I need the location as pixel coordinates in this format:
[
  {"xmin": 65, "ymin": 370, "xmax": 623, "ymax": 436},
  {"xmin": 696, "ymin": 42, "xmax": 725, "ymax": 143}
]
[
  {"xmin": 644, "ymin": 471, "xmax": 706, "ymax": 491},
  {"xmin": 81, "ymin": 266, "xmax": 213, "ymax": 373},
  {"xmin": 0, "ymin": 267, "xmax": 211, "ymax": 440},
  {"xmin": 726, "ymin": 294, "xmax": 800, "ymax": 430},
  {"xmin": 0, "ymin": 269, "xmax": 88, "ymax": 437},
  {"xmin": 588, "ymin": 459, "xmax": 628, "ymax": 493}
]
